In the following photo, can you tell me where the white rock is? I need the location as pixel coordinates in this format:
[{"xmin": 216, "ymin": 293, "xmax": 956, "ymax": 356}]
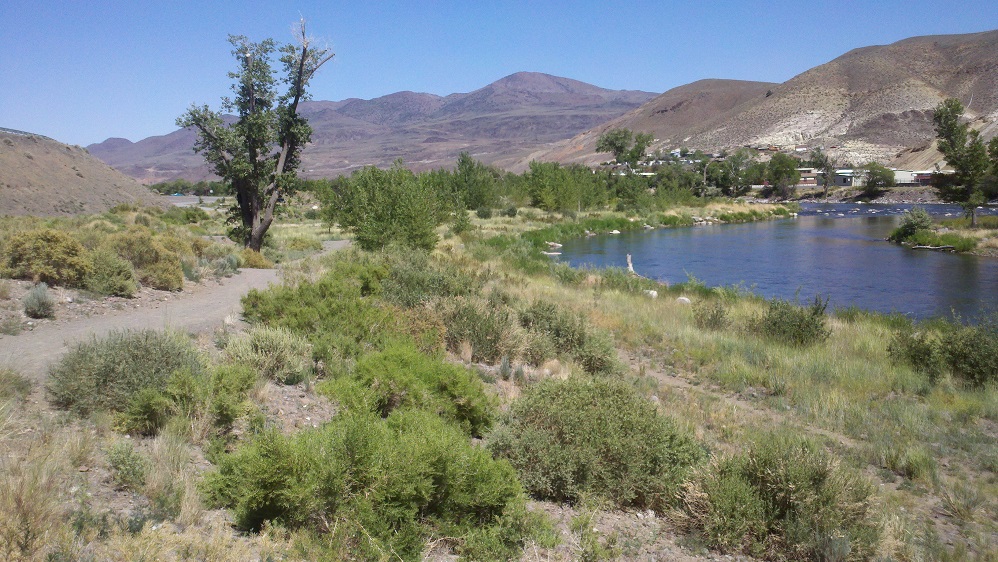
[
  {"xmin": 676, "ymin": 296, "xmax": 692, "ymax": 305},
  {"xmin": 643, "ymin": 290, "xmax": 658, "ymax": 299}
]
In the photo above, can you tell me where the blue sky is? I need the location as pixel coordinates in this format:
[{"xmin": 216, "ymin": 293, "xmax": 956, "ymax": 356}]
[{"xmin": 2, "ymin": 0, "xmax": 996, "ymax": 146}]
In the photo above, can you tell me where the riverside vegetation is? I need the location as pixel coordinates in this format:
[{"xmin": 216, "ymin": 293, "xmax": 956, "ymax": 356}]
[{"xmin": 0, "ymin": 164, "xmax": 996, "ymax": 560}]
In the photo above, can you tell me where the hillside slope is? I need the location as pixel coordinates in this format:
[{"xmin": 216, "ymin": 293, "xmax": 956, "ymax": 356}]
[
  {"xmin": 525, "ymin": 29, "xmax": 998, "ymax": 169},
  {"xmin": 0, "ymin": 130, "xmax": 163, "ymax": 216}
]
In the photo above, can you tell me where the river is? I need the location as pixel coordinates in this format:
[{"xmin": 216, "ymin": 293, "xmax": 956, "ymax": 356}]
[{"xmin": 556, "ymin": 204, "xmax": 998, "ymax": 321}]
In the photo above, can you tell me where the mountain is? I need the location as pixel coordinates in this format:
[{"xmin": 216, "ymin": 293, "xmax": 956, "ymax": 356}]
[
  {"xmin": 87, "ymin": 72, "xmax": 658, "ymax": 183},
  {"xmin": 0, "ymin": 129, "xmax": 163, "ymax": 216},
  {"xmin": 525, "ymin": 30, "xmax": 998, "ymax": 169}
]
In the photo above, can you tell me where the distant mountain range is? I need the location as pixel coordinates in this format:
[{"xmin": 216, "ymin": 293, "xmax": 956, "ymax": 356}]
[
  {"xmin": 86, "ymin": 29, "xmax": 998, "ymax": 181},
  {"xmin": 87, "ymin": 72, "xmax": 657, "ymax": 183}
]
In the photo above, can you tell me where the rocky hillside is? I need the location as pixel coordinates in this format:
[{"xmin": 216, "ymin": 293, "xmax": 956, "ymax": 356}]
[
  {"xmin": 88, "ymin": 72, "xmax": 657, "ymax": 183},
  {"xmin": 526, "ymin": 30, "xmax": 998, "ymax": 169},
  {"xmin": 0, "ymin": 129, "xmax": 163, "ymax": 216}
]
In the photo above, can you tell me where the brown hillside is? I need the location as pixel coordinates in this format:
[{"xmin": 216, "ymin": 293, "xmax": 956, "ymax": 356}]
[
  {"xmin": 504, "ymin": 79, "xmax": 776, "ymax": 169},
  {"xmin": 0, "ymin": 130, "xmax": 163, "ymax": 216},
  {"xmin": 525, "ymin": 29, "xmax": 998, "ymax": 169}
]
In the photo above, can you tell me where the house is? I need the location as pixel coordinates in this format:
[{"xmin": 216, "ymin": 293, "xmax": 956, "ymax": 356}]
[
  {"xmin": 892, "ymin": 169, "xmax": 917, "ymax": 186},
  {"xmin": 796, "ymin": 167, "xmax": 818, "ymax": 187},
  {"xmin": 833, "ymin": 169, "xmax": 866, "ymax": 187}
]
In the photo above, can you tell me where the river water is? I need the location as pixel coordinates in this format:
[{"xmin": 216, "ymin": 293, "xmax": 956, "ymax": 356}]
[{"xmin": 556, "ymin": 204, "xmax": 998, "ymax": 320}]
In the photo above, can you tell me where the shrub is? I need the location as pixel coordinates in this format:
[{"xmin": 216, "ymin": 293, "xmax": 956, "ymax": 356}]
[
  {"xmin": 242, "ymin": 262, "xmax": 443, "ymax": 362},
  {"xmin": 48, "ymin": 329, "xmax": 205, "ymax": 417},
  {"xmin": 519, "ymin": 300, "xmax": 621, "ymax": 376},
  {"xmin": 451, "ymin": 209, "xmax": 473, "ymax": 235},
  {"xmin": 117, "ymin": 388, "xmax": 173, "ymax": 436},
  {"xmin": 941, "ymin": 318, "xmax": 998, "ymax": 387},
  {"xmin": 281, "ymin": 236, "xmax": 323, "ymax": 252},
  {"xmin": 488, "ymin": 378, "xmax": 704, "ymax": 511},
  {"xmin": 239, "ymin": 249, "xmax": 273, "ymax": 269},
  {"xmin": 756, "ymin": 295, "xmax": 830, "ymax": 347},
  {"xmin": 22, "ymin": 282, "xmax": 55, "ymax": 319},
  {"xmin": 337, "ymin": 342, "xmax": 496, "ymax": 436},
  {"xmin": 676, "ymin": 432, "xmax": 879, "ymax": 560},
  {"xmin": 204, "ymin": 410, "xmax": 528, "ymax": 560},
  {"xmin": 225, "ymin": 325, "xmax": 313, "ymax": 385},
  {"xmin": 443, "ymin": 296, "xmax": 522, "ymax": 364},
  {"xmin": 85, "ymin": 249, "xmax": 137, "ymax": 297},
  {"xmin": 107, "ymin": 227, "xmax": 183, "ymax": 290},
  {"xmin": 476, "ymin": 206, "xmax": 493, "ymax": 219},
  {"xmin": 106, "ymin": 440, "xmax": 149, "ymax": 491},
  {"xmin": 3, "ymin": 228, "xmax": 91, "ymax": 287},
  {"xmin": 888, "ymin": 206, "xmax": 933, "ymax": 242},
  {"xmin": 379, "ymin": 249, "xmax": 480, "ymax": 308},
  {"xmin": 693, "ymin": 299, "xmax": 730, "ymax": 331},
  {"xmin": 161, "ymin": 206, "xmax": 209, "ymax": 224},
  {"xmin": 166, "ymin": 365, "xmax": 256, "ymax": 439},
  {"xmin": 887, "ymin": 328, "xmax": 944, "ymax": 381},
  {"xmin": 501, "ymin": 205, "xmax": 518, "ymax": 218}
]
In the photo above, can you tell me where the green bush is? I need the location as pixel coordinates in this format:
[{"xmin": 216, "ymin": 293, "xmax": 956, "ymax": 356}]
[
  {"xmin": 693, "ymin": 299, "xmax": 730, "ymax": 331},
  {"xmin": 443, "ymin": 296, "xmax": 522, "ymax": 364},
  {"xmin": 225, "ymin": 325, "xmax": 313, "ymax": 385},
  {"xmin": 888, "ymin": 206, "xmax": 933, "ymax": 242},
  {"xmin": 85, "ymin": 249, "xmax": 137, "ymax": 297},
  {"xmin": 519, "ymin": 300, "xmax": 621, "ymax": 376},
  {"xmin": 106, "ymin": 440, "xmax": 149, "ymax": 491},
  {"xmin": 48, "ymin": 329, "xmax": 205, "ymax": 417},
  {"xmin": 161, "ymin": 206, "xmax": 209, "ymax": 224},
  {"xmin": 22, "ymin": 282, "xmax": 55, "ymax": 319},
  {"xmin": 239, "ymin": 248, "xmax": 273, "ymax": 269},
  {"xmin": 677, "ymin": 432, "xmax": 879, "ymax": 560},
  {"xmin": 379, "ymin": 249, "xmax": 480, "ymax": 308},
  {"xmin": 331, "ymin": 342, "xmax": 496, "ymax": 437},
  {"xmin": 501, "ymin": 205, "xmax": 518, "ymax": 218},
  {"xmin": 756, "ymin": 296, "xmax": 830, "ymax": 347},
  {"xmin": 940, "ymin": 319, "xmax": 998, "ymax": 387},
  {"xmin": 204, "ymin": 410, "xmax": 528, "ymax": 561},
  {"xmin": 166, "ymin": 365, "xmax": 256, "ymax": 437},
  {"xmin": 107, "ymin": 227, "xmax": 183, "ymax": 290},
  {"xmin": 476, "ymin": 206, "xmax": 493, "ymax": 219},
  {"xmin": 117, "ymin": 388, "xmax": 173, "ymax": 436},
  {"xmin": 241, "ymin": 260, "xmax": 444, "ymax": 361},
  {"xmin": 488, "ymin": 378, "xmax": 704, "ymax": 511},
  {"xmin": 451, "ymin": 209, "xmax": 473, "ymax": 235},
  {"xmin": 887, "ymin": 328, "xmax": 944, "ymax": 381},
  {"xmin": 281, "ymin": 236, "xmax": 323, "ymax": 252},
  {"xmin": 3, "ymin": 228, "xmax": 91, "ymax": 287}
]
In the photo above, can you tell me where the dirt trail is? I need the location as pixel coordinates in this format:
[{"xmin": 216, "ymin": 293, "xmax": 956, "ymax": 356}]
[{"xmin": 1, "ymin": 240, "xmax": 350, "ymax": 381}]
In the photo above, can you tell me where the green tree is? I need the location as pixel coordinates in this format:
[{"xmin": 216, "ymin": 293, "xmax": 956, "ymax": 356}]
[
  {"xmin": 809, "ymin": 148, "xmax": 835, "ymax": 198},
  {"xmin": 177, "ymin": 21, "xmax": 334, "ymax": 250},
  {"xmin": 861, "ymin": 162, "xmax": 895, "ymax": 197},
  {"xmin": 453, "ymin": 152, "xmax": 498, "ymax": 210},
  {"xmin": 596, "ymin": 128, "xmax": 654, "ymax": 165},
  {"xmin": 334, "ymin": 161, "xmax": 441, "ymax": 251},
  {"xmin": 932, "ymin": 98, "xmax": 990, "ymax": 226},
  {"xmin": 765, "ymin": 153, "xmax": 801, "ymax": 199}
]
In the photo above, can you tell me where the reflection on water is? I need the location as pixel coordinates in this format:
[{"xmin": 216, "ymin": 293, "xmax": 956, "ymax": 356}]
[{"xmin": 557, "ymin": 204, "xmax": 998, "ymax": 320}]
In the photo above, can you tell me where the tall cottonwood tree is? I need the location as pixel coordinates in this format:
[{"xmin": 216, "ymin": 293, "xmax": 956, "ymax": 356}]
[
  {"xmin": 177, "ymin": 21, "xmax": 333, "ymax": 250},
  {"xmin": 932, "ymin": 98, "xmax": 989, "ymax": 226}
]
